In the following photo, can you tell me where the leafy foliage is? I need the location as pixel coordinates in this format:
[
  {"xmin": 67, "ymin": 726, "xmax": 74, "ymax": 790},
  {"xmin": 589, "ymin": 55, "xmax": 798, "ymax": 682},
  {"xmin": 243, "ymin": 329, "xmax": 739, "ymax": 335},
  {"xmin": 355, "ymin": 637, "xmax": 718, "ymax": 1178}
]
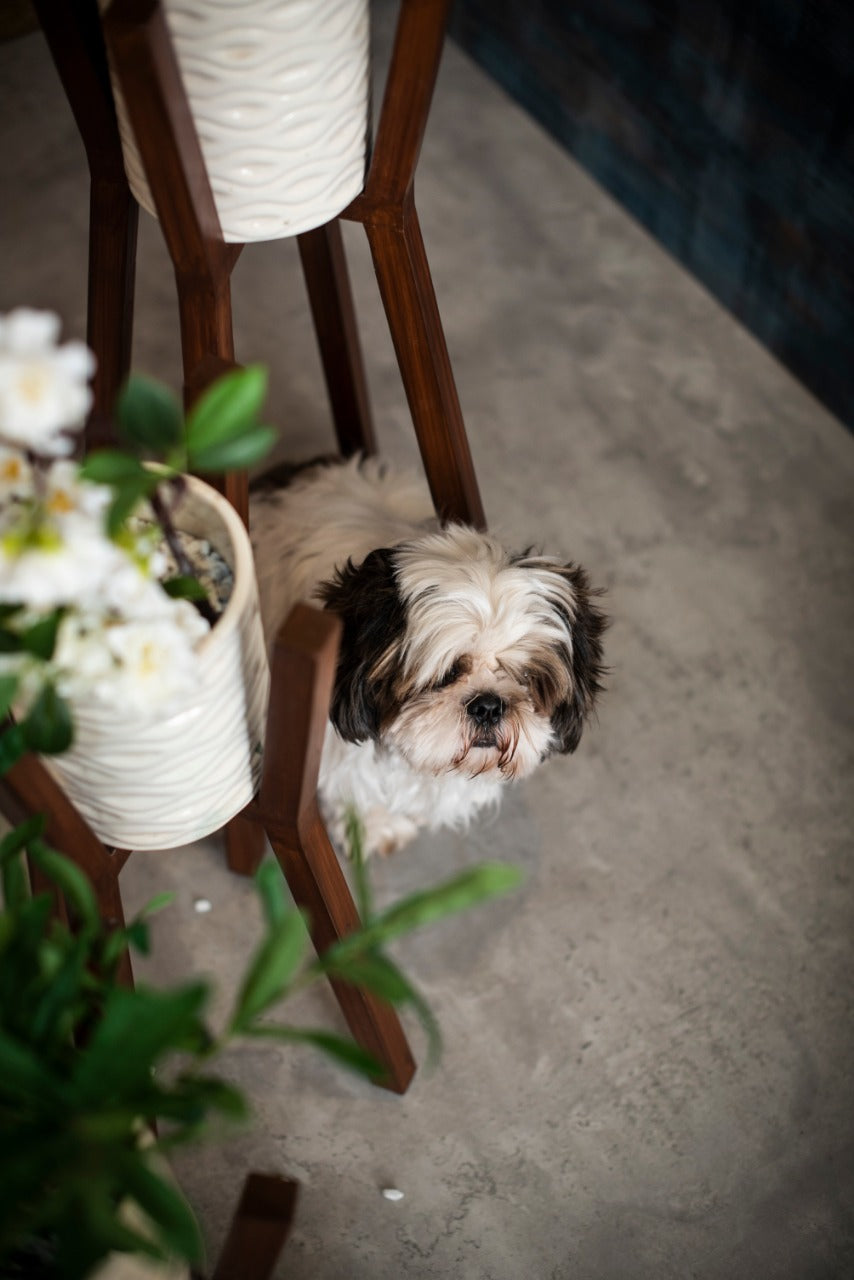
[
  {"xmin": 0, "ymin": 364, "xmax": 277, "ymax": 768},
  {"xmin": 79, "ymin": 367, "xmax": 276, "ymax": 547},
  {"xmin": 0, "ymin": 813, "xmax": 520, "ymax": 1279},
  {"xmin": 0, "ymin": 356, "xmax": 524, "ymax": 1278},
  {"xmin": 0, "ymin": 606, "xmax": 73, "ymax": 773}
]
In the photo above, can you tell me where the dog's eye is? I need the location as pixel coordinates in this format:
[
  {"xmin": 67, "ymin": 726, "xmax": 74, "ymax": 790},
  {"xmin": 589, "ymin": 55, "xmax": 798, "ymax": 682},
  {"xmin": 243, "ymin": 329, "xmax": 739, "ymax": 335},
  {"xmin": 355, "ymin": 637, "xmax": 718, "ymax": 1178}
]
[{"xmin": 436, "ymin": 663, "xmax": 461, "ymax": 689}]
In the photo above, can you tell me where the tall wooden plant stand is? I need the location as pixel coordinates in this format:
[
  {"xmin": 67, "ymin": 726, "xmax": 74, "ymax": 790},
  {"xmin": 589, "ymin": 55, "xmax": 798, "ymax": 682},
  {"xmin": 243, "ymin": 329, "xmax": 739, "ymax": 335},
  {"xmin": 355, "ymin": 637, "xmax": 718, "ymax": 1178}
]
[{"xmin": 17, "ymin": 0, "xmax": 489, "ymax": 1095}]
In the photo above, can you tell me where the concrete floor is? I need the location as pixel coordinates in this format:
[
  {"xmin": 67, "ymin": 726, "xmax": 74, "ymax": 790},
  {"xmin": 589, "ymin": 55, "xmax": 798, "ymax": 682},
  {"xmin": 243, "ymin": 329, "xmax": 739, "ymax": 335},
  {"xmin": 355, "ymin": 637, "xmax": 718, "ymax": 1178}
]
[{"xmin": 2, "ymin": 7, "xmax": 854, "ymax": 1278}]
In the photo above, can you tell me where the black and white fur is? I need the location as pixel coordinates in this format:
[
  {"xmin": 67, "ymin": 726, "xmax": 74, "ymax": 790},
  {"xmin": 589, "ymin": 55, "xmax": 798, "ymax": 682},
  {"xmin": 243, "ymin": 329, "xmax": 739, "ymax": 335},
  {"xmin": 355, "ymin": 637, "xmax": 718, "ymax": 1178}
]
[{"xmin": 250, "ymin": 456, "xmax": 606, "ymax": 856}]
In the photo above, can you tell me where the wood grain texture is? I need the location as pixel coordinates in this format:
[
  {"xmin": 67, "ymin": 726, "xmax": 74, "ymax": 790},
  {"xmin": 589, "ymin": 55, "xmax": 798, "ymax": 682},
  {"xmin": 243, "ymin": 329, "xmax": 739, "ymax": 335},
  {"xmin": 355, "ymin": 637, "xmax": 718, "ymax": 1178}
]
[
  {"xmin": 212, "ymin": 1172, "xmax": 299, "ymax": 1280},
  {"xmin": 33, "ymin": 0, "xmax": 138, "ymax": 450},
  {"xmin": 255, "ymin": 604, "xmax": 417, "ymax": 1095},
  {"xmin": 297, "ymin": 220, "xmax": 377, "ymax": 459}
]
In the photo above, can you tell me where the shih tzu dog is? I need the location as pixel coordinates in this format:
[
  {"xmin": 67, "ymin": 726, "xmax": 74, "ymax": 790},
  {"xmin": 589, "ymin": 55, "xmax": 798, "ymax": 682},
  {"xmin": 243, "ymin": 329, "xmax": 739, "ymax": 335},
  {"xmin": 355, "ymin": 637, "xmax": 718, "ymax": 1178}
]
[{"xmin": 250, "ymin": 456, "xmax": 606, "ymax": 857}]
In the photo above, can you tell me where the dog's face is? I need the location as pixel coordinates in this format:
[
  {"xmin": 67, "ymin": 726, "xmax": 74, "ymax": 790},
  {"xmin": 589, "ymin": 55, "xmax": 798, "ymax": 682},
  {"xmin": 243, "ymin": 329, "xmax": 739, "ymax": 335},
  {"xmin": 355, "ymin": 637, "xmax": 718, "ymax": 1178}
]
[{"xmin": 319, "ymin": 527, "xmax": 606, "ymax": 782}]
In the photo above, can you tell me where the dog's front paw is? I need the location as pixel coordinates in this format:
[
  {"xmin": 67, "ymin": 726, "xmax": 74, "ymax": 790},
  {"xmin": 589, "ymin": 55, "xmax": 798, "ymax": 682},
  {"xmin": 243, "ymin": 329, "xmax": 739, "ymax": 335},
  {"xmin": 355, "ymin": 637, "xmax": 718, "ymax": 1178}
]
[
  {"xmin": 360, "ymin": 808, "xmax": 420, "ymax": 858},
  {"xmin": 325, "ymin": 803, "xmax": 419, "ymax": 859}
]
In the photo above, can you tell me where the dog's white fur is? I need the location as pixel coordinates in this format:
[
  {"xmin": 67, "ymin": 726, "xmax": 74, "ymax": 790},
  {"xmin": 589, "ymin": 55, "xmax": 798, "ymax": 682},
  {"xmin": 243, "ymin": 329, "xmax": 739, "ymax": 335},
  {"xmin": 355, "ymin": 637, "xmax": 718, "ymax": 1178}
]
[{"xmin": 250, "ymin": 456, "xmax": 605, "ymax": 856}]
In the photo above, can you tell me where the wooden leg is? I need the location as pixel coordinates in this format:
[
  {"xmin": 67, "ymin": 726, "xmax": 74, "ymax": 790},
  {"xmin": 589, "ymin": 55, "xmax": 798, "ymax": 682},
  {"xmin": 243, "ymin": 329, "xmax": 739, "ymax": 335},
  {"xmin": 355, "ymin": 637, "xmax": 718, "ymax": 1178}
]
[
  {"xmin": 33, "ymin": 0, "xmax": 139, "ymax": 451},
  {"xmin": 297, "ymin": 220, "xmax": 376, "ymax": 458},
  {"xmin": 363, "ymin": 198, "xmax": 486, "ymax": 528},
  {"xmin": 254, "ymin": 604, "xmax": 416, "ymax": 1095},
  {"xmin": 212, "ymin": 1173, "xmax": 298, "ymax": 1280},
  {"xmin": 224, "ymin": 805, "xmax": 267, "ymax": 877},
  {"xmin": 86, "ymin": 175, "xmax": 139, "ymax": 449}
]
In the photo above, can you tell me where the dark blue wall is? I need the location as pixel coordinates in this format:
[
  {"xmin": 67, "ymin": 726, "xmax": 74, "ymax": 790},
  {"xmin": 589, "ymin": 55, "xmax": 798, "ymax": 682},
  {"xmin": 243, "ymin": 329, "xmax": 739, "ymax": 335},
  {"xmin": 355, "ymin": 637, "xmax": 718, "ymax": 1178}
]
[{"xmin": 450, "ymin": 0, "xmax": 854, "ymax": 431}]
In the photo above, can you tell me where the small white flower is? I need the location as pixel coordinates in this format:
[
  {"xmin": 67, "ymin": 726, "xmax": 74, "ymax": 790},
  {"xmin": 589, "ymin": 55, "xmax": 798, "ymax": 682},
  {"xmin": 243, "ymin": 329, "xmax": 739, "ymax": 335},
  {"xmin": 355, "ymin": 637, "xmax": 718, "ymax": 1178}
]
[
  {"xmin": 0, "ymin": 309, "xmax": 61, "ymax": 354},
  {"xmin": 0, "ymin": 519, "xmax": 122, "ymax": 610},
  {"xmin": 43, "ymin": 458, "xmax": 111, "ymax": 525},
  {"xmin": 53, "ymin": 613, "xmax": 117, "ymax": 697},
  {"xmin": 171, "ymin": 596, "xmax": 211, "ymax": 645},
  {"xmin": 0, "ymin": 308, "xmax": 95, "ymax": 457},
  {"xmin": 99, "ymin": 617, "xmax": 202, "ymax": 713},
  {"xmin": 100, "ymin": 560, "xmax": 180, "ymax": 622},
  {"xmin": 0, "ymin": 651, "xmax": 44, "ymax": 717},
  {"xmin": 0, "ymin": 446, "xmax": 33, "ymax": 501}
]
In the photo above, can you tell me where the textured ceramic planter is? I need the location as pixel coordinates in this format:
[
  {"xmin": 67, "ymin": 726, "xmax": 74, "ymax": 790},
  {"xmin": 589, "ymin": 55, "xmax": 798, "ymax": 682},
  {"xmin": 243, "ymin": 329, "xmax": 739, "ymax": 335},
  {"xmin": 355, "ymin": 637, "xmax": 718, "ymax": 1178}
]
[
  {"xmin": 47, "ymin": 477, "xmax": 270, "ymax": 851},
  {"xmin": 108, "ymin": 0, "xmax": 371, "ymax": 242}
]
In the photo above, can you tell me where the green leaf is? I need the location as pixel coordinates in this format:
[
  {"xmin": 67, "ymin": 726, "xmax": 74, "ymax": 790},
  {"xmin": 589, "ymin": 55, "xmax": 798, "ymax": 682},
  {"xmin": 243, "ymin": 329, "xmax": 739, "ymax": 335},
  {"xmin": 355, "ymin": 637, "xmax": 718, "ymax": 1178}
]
[
  {"xmin": 70, "ymin": 983, "xmax": 211, "ymax": 1105},
  {"xmin": 1, "ymin": 843, "xmax": 29, "ymax": 910},
  {"xmin": 69, "ymin": 1189, "xmax": 165, "ymax": 1272},
  {"xmin": 0, "ymin": 673, "xmax": 19, "ymax": 719},
  {"xmin": 254, "ymin": 859, "xmax": 288, "ymax": 929},
  {"xmin": 106, "ymin": 473, "xmax": 160, "ymax": 538},
  {"xmin": 99, "ymin": 920, "xmax": 143, "ymax": 973},
  {"xmin": 0, "ymin": 813, "xmax": 46, "ymax": 865},
  {"xmin": 140, "ymin": 1073, "xmax": 249, "ymax": 1134},
  {"xmin": 344, "ymin": 808, "xmax": 372, "ymax": 922},
  {"xmin": 28, "ymin": 839, "xmax": 97, "ymax": 930},
  {"xmin": 185, "ymin": 365, "xmax": 268, "ymax": 454},
  {"xmin": 79, "ymin": 450, "xmax": 153, "ymax": 485},
  {"xmin": 0, "ymin": 891, "xmax": 53, "ymax": 961},
  {"xmin": 117, "ymin": 376, "xmax": 184, "ymax": 455},
  {"xmin": 18, "ymin": 608, "xmax": 63, "ymax": 661},
  {"xmin": 28, "ymin": 931, "xmax": 90, "ymax": 1047},
  {"xmin": 0, "ymin": 721, "xmax": 26, "ymax": 773},
  {"xmin": 321, "ymin": 951, "xmax": 443, "ymax": 1067},
  {"xmin": 116, "ymin": 1153, "xmax": 204, "ymax": 1265},
  {"xmin": 166, "ymin": 1073, "xmax": 249, "ymax": 1123},
  {"xmin": 189, "ymin": 424, "xmax": 277, "ymax": 474},
  {"xmin": 161, "ymin": 574, "xmax": 207, "ymax": 601},
  {"xmin": 21, "ymin": 682, "xmax": 74, "ymax": 755},
  {"xmin": 329, "ymin": 863, "xmax": 523, "ymax": 960},
  {"xmin": 0, "ymin": 1030, "xmax": 67, "ymax": 1105},
  {"xmin": 320, "ymin": 950, "xmax": 413, "ymax": 1003},
  {"xmin": 230, "ymin": 911, "xmax": 308, "ymax": 1031},
  {"xmin": 98, "ymin": 893, "xmax": 171, "ymax": 966},
  {"xmin": 248, "ymin": 1025, "xmax": 384, "ymax": 1081}
]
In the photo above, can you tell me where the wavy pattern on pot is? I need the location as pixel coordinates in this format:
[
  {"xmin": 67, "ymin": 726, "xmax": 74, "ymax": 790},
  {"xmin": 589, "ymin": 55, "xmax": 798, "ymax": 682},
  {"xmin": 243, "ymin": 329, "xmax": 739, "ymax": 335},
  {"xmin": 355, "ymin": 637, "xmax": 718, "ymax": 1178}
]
[
  {"xmin": 109, "ymin": 0, "xmax": 371, "ymax": 242},
  {"xmin": 47, "ymin": 479, "xmax": 271, "ymax": 850}
]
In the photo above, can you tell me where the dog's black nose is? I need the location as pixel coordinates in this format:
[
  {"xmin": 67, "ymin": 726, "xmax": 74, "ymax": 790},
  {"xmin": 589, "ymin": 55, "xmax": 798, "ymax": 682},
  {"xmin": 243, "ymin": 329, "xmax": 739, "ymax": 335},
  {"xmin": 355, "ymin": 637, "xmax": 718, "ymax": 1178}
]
[{"xmin": 466, "ymin": 692, "xmax": 505, "ymax": 727}]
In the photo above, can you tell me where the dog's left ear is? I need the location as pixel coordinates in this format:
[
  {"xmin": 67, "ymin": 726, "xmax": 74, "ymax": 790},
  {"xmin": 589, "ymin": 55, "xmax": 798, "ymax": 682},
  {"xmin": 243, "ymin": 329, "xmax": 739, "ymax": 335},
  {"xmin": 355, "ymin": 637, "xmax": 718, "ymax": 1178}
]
[
  {"xmin": 549, "ymin": 564, "xmax": 608, "ymax": 754},
  {"xmin": 318, "ymin": 548, "xmax": 407, "ymax": 743}
]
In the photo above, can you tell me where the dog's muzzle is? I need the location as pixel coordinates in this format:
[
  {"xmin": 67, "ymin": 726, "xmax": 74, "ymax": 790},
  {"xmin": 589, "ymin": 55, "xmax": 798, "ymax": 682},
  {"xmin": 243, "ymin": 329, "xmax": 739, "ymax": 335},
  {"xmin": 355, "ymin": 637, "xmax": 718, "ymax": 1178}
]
[{"xmin": 466, "ymin": 692, "xmax": 505, "ymax": 744}]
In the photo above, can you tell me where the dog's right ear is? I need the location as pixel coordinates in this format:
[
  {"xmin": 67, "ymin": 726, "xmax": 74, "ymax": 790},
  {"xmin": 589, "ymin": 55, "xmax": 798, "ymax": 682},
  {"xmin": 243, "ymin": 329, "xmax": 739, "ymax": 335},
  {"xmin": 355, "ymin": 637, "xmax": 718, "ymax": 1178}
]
[{"xmin": 318, "ymin": 549, "xmax": 408, "ymax": 743}]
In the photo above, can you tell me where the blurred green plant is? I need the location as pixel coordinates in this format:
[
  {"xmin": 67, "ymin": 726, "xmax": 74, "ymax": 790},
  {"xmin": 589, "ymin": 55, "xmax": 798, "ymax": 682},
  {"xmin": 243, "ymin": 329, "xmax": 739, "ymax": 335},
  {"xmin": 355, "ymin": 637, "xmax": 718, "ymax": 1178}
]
[
  {"xmin": 0, "ymin": 347, "xmax": 523, "ymax": 1279},
  {"xmin": 80, "ymin": 366, "xmax": 276, "ymax": 540},
  {"xmin": 0, "ymin": 366, "xmax": 276, "ymax": 772},
  {"xmin": 0, "ymin": 813, "xmax": 520, "ymax": 1280}
]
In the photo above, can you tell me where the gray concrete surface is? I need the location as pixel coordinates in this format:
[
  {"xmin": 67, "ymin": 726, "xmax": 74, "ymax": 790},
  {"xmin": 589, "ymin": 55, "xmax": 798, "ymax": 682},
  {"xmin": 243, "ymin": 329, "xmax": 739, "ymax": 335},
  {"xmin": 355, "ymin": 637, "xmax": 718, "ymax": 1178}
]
[{"xmin": 2, "ymin": 6, "xmax": 853, "ymax": 1277}]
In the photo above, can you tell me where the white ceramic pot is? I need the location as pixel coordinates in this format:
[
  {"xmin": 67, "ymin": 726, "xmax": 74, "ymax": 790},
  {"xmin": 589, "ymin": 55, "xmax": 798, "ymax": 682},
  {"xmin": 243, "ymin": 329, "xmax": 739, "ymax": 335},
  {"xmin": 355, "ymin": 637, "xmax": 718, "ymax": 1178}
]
[
  {"xmin": 106, "ymin": 0, "xmax": 371, "ymax": 242},
  {"xmin": 47, "ymin": 477, "xmax": 270, "ymax": 851}
]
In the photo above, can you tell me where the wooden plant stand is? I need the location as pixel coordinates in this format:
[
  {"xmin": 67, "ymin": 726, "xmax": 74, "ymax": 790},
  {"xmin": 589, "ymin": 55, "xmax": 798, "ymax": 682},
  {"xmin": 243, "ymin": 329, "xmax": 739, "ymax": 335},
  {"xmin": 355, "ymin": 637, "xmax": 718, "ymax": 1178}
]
[{"xmin": 18, "ymin": 0, "xmax": 488, "ymax": 1096}]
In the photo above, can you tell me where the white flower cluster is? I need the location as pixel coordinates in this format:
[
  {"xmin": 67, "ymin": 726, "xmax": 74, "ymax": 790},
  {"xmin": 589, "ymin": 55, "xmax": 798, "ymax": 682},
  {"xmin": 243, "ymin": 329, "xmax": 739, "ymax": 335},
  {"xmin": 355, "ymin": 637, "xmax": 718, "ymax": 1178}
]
[{"xmin": 0, "ymin": 309, "xmax": 209, "ymax": 717}]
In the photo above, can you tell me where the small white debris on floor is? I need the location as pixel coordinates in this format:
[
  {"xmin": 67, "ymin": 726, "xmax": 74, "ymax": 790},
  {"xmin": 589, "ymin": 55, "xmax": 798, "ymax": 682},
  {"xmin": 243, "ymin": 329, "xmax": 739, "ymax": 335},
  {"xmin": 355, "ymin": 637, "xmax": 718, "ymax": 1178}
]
[
  {"xmin": 382, "ymin": 1188, "xmax": 404, "ymax": 1202},
  {"xmin": 193, "ymin": 897, "xmax": 212, "ymax": 914}
]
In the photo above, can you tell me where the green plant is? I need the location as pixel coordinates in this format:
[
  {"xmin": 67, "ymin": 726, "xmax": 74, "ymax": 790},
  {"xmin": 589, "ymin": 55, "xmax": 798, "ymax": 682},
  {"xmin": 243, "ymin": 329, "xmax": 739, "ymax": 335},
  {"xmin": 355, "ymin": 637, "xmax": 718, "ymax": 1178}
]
[
  {"xmin": 0, "ymin": 812, "xmax": 520, "ymax": 1280},
  {"xmin": 79, "ymin": 367, "xmax": 276, "ymax": 610},
  {"xmin": 0, "ymin": 356, "xmax": 276, "ymax": 766}
]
